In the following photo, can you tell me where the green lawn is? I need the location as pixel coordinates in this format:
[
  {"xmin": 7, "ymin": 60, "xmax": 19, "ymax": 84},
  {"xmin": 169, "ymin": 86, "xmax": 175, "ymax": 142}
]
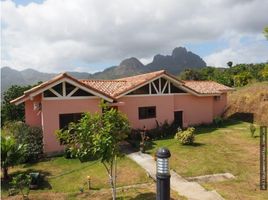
[
  {"xmin": 1, "ymin": 156, "xmax": 184, "ymax": 199},
  {"xmin": 148, "ymin": 120, "xmax": 268, "ymax": 200},
  {"xmin": 1, "ymin": 156, "xmax": 152, "ymax": 199}
]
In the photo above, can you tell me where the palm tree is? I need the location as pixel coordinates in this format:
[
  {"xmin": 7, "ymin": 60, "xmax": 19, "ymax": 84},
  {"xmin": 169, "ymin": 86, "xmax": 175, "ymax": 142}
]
[{"xmin": 1, "ymin": 135, "xmax": 26, "ymax": 180}]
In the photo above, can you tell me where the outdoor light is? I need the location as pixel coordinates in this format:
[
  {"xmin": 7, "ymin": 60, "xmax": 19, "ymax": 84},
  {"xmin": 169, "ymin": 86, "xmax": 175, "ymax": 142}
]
[{"xmin": 156, "ymin": 147, "xmax": 171, "ymax": 200}]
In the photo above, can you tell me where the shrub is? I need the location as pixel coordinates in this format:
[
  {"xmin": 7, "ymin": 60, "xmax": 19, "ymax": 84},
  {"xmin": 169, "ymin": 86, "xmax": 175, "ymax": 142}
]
[
  {"xmin": 249, "ymin": 123, "xmax": 256, "ymax": 137},
  {"xmin": 3, "ymin": 121, "xmax": 43, "ymax": 162},
  {"xmin": 10, "ymin": 173, "xmax": 32, "ymax": 199},
  {"xmin": 1, "ymin": 135, "xmax": 27, "ymax": 180},
  {"xmin": 213, "ymin": 117, "xmax": 223, "ymax": 127},
  {"xmin": 146, "ymin": 120, "xmax": 178, "ymax": 140},
  {"xmin": 175, "ymin": 127, "xmax": 195, "ymax": 145}
]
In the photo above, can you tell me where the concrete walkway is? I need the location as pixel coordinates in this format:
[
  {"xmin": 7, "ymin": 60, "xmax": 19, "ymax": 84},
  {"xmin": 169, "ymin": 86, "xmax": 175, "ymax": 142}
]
[{"xmin": 126, "ymin": 150, "xmax": 224, "ymax": 200}]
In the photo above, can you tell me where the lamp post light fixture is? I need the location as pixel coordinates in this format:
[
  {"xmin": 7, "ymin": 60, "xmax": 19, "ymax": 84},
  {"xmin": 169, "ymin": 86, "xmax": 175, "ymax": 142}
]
[{"xmin": 156, "ymin": 147, "xmax": 171, "ymax": 200}]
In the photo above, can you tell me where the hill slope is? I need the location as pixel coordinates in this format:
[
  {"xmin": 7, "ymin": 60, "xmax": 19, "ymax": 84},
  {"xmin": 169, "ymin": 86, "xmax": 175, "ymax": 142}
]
[{"xmin": 224, "ymin": 82, "xmax": 268, "ymax": 125}]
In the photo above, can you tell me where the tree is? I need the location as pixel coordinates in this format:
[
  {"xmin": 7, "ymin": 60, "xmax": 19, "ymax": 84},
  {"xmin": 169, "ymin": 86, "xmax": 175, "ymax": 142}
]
[
  {"xmin": 227, "ymin": 61, "xmax": 233, "ymax": 68},
  {"xmin": 1, "ymin": 135, "xmax": 27, "ymax": 180},
  {"xmin": 264, "ymin": 26, "xmax": 268, "ymax": 40},
  {"xmin": 56, "ymin": 102, "xmax": 130, "ymax": 200},
  {"xmin": 233, "ymin": 71, "xmax": 252, "ymax": 87},
  {"xmin": 259, "ymin": 64, "xmax": 268, "ymax": 81},
  {"xmin": 1, "ymin": 82, "xmax": 42, "ymax": 126},
  {"xmin": 3, "ymin": 121, "xmax": 43, "ymax": 162},
  {"xmin": 179, "ymin": 69, "xmax": 203, "ymax": 80},
  {"xmin": 1, "ymin": 85, "xmax": 31, "ymax": 125}
]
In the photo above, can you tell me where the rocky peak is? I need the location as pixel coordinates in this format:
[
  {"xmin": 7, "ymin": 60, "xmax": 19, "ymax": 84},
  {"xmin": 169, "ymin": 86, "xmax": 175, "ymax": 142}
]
[{"xmin": 119, "ymin": 57, "xmax": 144, "ymax": 68}]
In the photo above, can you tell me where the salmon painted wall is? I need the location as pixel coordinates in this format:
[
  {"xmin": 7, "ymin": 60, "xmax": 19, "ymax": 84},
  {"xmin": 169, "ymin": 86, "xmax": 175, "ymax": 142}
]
[
  {"xmin": 25, "ymin": 95, "xmax": 42, "ymax": 127},
  {"xmin": 118, "ymin": 95, "xmax": 174, "ymax": 129},
  {"xmin": 41, "ymin": 98, "xmax": 101, "ymax": 153},
  {"xmin": 25, "ymin": 93, "xmax": 227, "ymax": 153},
  {"xmin": 173, "ymin": 94, "xmax": 214, "ymax": 126},
  {"xmin": 213, "ymin": 93, "xmax": 227, "ymax": 117}
]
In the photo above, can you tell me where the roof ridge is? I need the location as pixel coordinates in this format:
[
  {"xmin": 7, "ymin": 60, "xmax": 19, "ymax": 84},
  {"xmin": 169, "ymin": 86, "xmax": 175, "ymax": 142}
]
[
  {"xmin": 116, "ymin": 70, "xmax": 165, "ymax": 80},
  {"xmin": 80, "ymin": 79, "xmax": 126, "ymax": 82}
]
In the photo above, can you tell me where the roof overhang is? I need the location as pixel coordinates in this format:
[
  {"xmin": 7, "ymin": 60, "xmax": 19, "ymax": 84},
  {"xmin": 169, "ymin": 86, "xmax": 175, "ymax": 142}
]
[
  {"xmin": 115, "ymin": 72, "xmax": 185, "ymax": 98},
  {"xmin": 10, "ymin": 73, "xmax": 115, "ymax": 105}
]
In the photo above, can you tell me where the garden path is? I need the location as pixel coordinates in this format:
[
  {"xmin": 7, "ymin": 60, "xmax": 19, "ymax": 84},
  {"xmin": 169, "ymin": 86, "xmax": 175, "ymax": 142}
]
[{"xmin": 122, "ymin": 144, "xmax": 224, "ymax": 200}]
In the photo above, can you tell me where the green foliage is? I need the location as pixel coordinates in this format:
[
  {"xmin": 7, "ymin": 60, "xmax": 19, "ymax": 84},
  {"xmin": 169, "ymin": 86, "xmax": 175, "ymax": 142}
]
[
  {"xmin": 179, "ymin": 63, "xmax": 267, "ymax": 87},
  {"xmin": 213, "ymin": 117, "xmax": 224, "ymax": 127},
  {"xmin": 179, "ymin": 69, "xmax": 203, "ymax": 80},
  {"xmin": 1, "ymin": 85, "xmax": 32, "ymax": 125},
  {"xmin": 3, "ymin": 121, "xmax": 43, "ymax": 162},
  {"xmin": 56, "ymin": 102, "xmax": 130, "ymax": 200},
  {"xmin": 259, "ymin": 64, "xmax": 268, "ymax": 81},
  {"xmin": 264, "ymin": 26, "xmax": 268, "ymax": 40},
  {"xmin": 56, "ymin": 107, "xmax": 130, "ymax": 162},
  {"xmin": 174, "ymin": 127, "xmax": 195, "ymax": 145},
  {"xmin": 1, "ymin": 135, "xmax": 27, "ymax": 180},
  {"xmin": 227, "ymin": 61, "xmax": 233, "ymax": 67},
  {"xmin": 249, "ymin": 124, "xmax": 256, "ymax": 137},
  {"xmin": 10, "ymin": 173, "xmax": 32, "ymax": 199},
  {"xmin": 233, "ymin": 71, "xmax": 252, "ymax": 87}
]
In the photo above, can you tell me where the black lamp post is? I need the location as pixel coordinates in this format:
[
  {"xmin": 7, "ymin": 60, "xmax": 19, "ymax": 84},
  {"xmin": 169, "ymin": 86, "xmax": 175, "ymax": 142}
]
[{"xmin": 156, "ymin": 147, "xmax": 171, "ymax": 200}]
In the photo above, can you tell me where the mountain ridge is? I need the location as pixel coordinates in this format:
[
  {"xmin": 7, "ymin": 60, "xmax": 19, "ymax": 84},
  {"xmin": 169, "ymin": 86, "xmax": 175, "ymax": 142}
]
[{"xmin": 1, "ymin": 47, "xmax": 206, "ymax": 92}]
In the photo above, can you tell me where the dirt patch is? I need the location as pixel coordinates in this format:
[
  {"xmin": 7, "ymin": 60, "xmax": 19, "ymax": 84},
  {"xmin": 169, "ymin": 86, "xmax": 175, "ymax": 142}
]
[
  {"xmin": 187, "ymin": 173, "xmax": 235, "ymax": 183},
  {"xmin": 224, "ymin": 82, "xmax": 268, "ymax": 125}
]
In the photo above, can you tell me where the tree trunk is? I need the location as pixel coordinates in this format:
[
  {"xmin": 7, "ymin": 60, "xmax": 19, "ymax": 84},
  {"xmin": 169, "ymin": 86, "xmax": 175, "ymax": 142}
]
[
  {"xmin": 109, "ymin": 174, "xmax": 116, "ymax": 200},
  {"xmin": 113, "ymin": 156, "xmax": 117, "ymax": 200},
  {"xmin": 2, "ymin": 167, "xmax": 9, "ymax": 180}
]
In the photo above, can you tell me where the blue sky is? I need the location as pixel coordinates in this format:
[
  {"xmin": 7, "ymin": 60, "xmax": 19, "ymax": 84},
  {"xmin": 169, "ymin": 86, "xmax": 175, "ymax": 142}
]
[
  {"xmin": 13, "ymin": 0, "xmax": 43, "ymax": 6},
  {"xmin": 2, "ymin": 0, "xmax": 268, "ymax": 73}
]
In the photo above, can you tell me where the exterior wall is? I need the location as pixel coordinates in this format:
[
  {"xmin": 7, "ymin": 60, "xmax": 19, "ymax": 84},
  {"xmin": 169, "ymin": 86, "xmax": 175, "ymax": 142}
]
[
  {"xmin": 25, "ymin": 95, "xmax": 42, "ymax": 127},
  {"xmin": 118, "ymin": 95, "xmax": 174, "ymax": 129},
  {"xmin": 213, "ymin": 93, "xmax": 227, "ymax": 118},
  {"xmin": 173, "ymin": 94, "xmax": 214, "ymax": 126},
  {"xmin": 24, "ymin": 93, "xmax": 228, "ymax": 153},
  {"xmin": 41, "ymin": 98, "xmax": 101, "ymax": 153}
]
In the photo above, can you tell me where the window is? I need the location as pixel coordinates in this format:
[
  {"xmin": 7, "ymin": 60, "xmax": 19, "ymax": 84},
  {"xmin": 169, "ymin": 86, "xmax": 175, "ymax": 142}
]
[
  {"xmin": 59, "ymin": 113, "xmax": 82, "ymax": 129},
  {"xmin": 214, "ymin": 96, "xmax": 221, "ymax": 101},
  {"xmin": 139, "ymin": 106, "xmax": 156, "ymax": 119}
]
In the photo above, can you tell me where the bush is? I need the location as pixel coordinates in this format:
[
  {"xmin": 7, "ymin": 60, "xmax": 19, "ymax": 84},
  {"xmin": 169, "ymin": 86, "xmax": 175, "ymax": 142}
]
[
  {"xmin": 249, "ymin": 123, "xmax": 256, "ymax": 137},
  {"xmin": 146, "ymin": 120, "xmax": 178, "ymax": 140},
  {"xmin": 175, "ymin": 127, "xmax": 195, "ymax": 145},
  {"xmin": 10, "ymin": 173, "xmax": 31, "ymax": 199},
  {"xmin": 3, "ymin": 121, "xmax": 43, "ymax": 162},
  {"xmin": 213, "ymin": 117, "xmax": 224, "ymax": 127}
]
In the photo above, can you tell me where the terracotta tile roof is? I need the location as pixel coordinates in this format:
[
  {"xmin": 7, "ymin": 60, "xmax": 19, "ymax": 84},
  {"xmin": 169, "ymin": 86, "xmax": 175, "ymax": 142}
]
[
  {"xmin": 11, "ymin": 72, "xmax": 115, "ymax": 104},
  {"xmin": 81, "ymin": 70, "xmax": 166, "ymax": 97},
  {"xmin": 80, "ymin": 80, "xmax": 127, "ymax": 97},
  {"xmin": 11, "ymin": 70, "xmax": 234, "ymax": 105},
  {"xmin": 183, "ymin": 80, "xmax": 234, "ymax": 94}
]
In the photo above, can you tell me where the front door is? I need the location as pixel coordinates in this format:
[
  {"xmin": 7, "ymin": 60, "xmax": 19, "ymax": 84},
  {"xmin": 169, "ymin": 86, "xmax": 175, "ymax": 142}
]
[{"xmin": 174, "ymin": 111, "xmax": 183, "ymax": 128}]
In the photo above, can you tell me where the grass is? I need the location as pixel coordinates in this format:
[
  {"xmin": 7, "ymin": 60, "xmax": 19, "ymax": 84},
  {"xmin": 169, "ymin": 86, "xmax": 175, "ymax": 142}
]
[
  {"xmin": 1, "ymin": 156, "xmax": 153, "ymax": 199},
  {"xmin": 225, "ymin": 81, "xmax": 268, "ymax": 125},
  {"xmin": 2, "ymin": 183, "xmax": 183, "ymax": 200},
  {"xmin": 147, "ymin": 120, "xmax": 268, "ymax": 200},
  {"xmin": 1, "ymin": 156, "xmax": 185, "ymax": 199}
]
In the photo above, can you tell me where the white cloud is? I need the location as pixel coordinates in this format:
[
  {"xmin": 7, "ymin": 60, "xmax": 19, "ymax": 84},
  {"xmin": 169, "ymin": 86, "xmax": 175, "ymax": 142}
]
[
  {"xmin": 1, "ymin": 0, "xmax": 268, "ymax": 72},
  {"xmin": 204, "ymin": 34, "xmax": 268, "ymax": 67}
]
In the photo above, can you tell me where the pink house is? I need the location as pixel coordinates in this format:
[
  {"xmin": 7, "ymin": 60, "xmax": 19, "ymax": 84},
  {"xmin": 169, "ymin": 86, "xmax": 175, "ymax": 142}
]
[{"xmin": 11, "ymin": 70, "xmax": 233, "ymax": 154}]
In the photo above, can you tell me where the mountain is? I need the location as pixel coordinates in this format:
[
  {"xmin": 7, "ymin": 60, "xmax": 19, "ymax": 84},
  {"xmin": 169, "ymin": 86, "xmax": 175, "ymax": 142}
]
[
  {"xmin": 1, "ymin": 67, "xmax": 55, "ymax": 92},
  {"xmin": 93, "ymin": 57, "xmax": 146, "ymax": 79},
  {"xmin": 1, "ymin": 47, "xmax": 206, "ymax": 93},
  {"xmin": 146, "ymin": 47, "xmax": 206, "ymax": 74}
]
